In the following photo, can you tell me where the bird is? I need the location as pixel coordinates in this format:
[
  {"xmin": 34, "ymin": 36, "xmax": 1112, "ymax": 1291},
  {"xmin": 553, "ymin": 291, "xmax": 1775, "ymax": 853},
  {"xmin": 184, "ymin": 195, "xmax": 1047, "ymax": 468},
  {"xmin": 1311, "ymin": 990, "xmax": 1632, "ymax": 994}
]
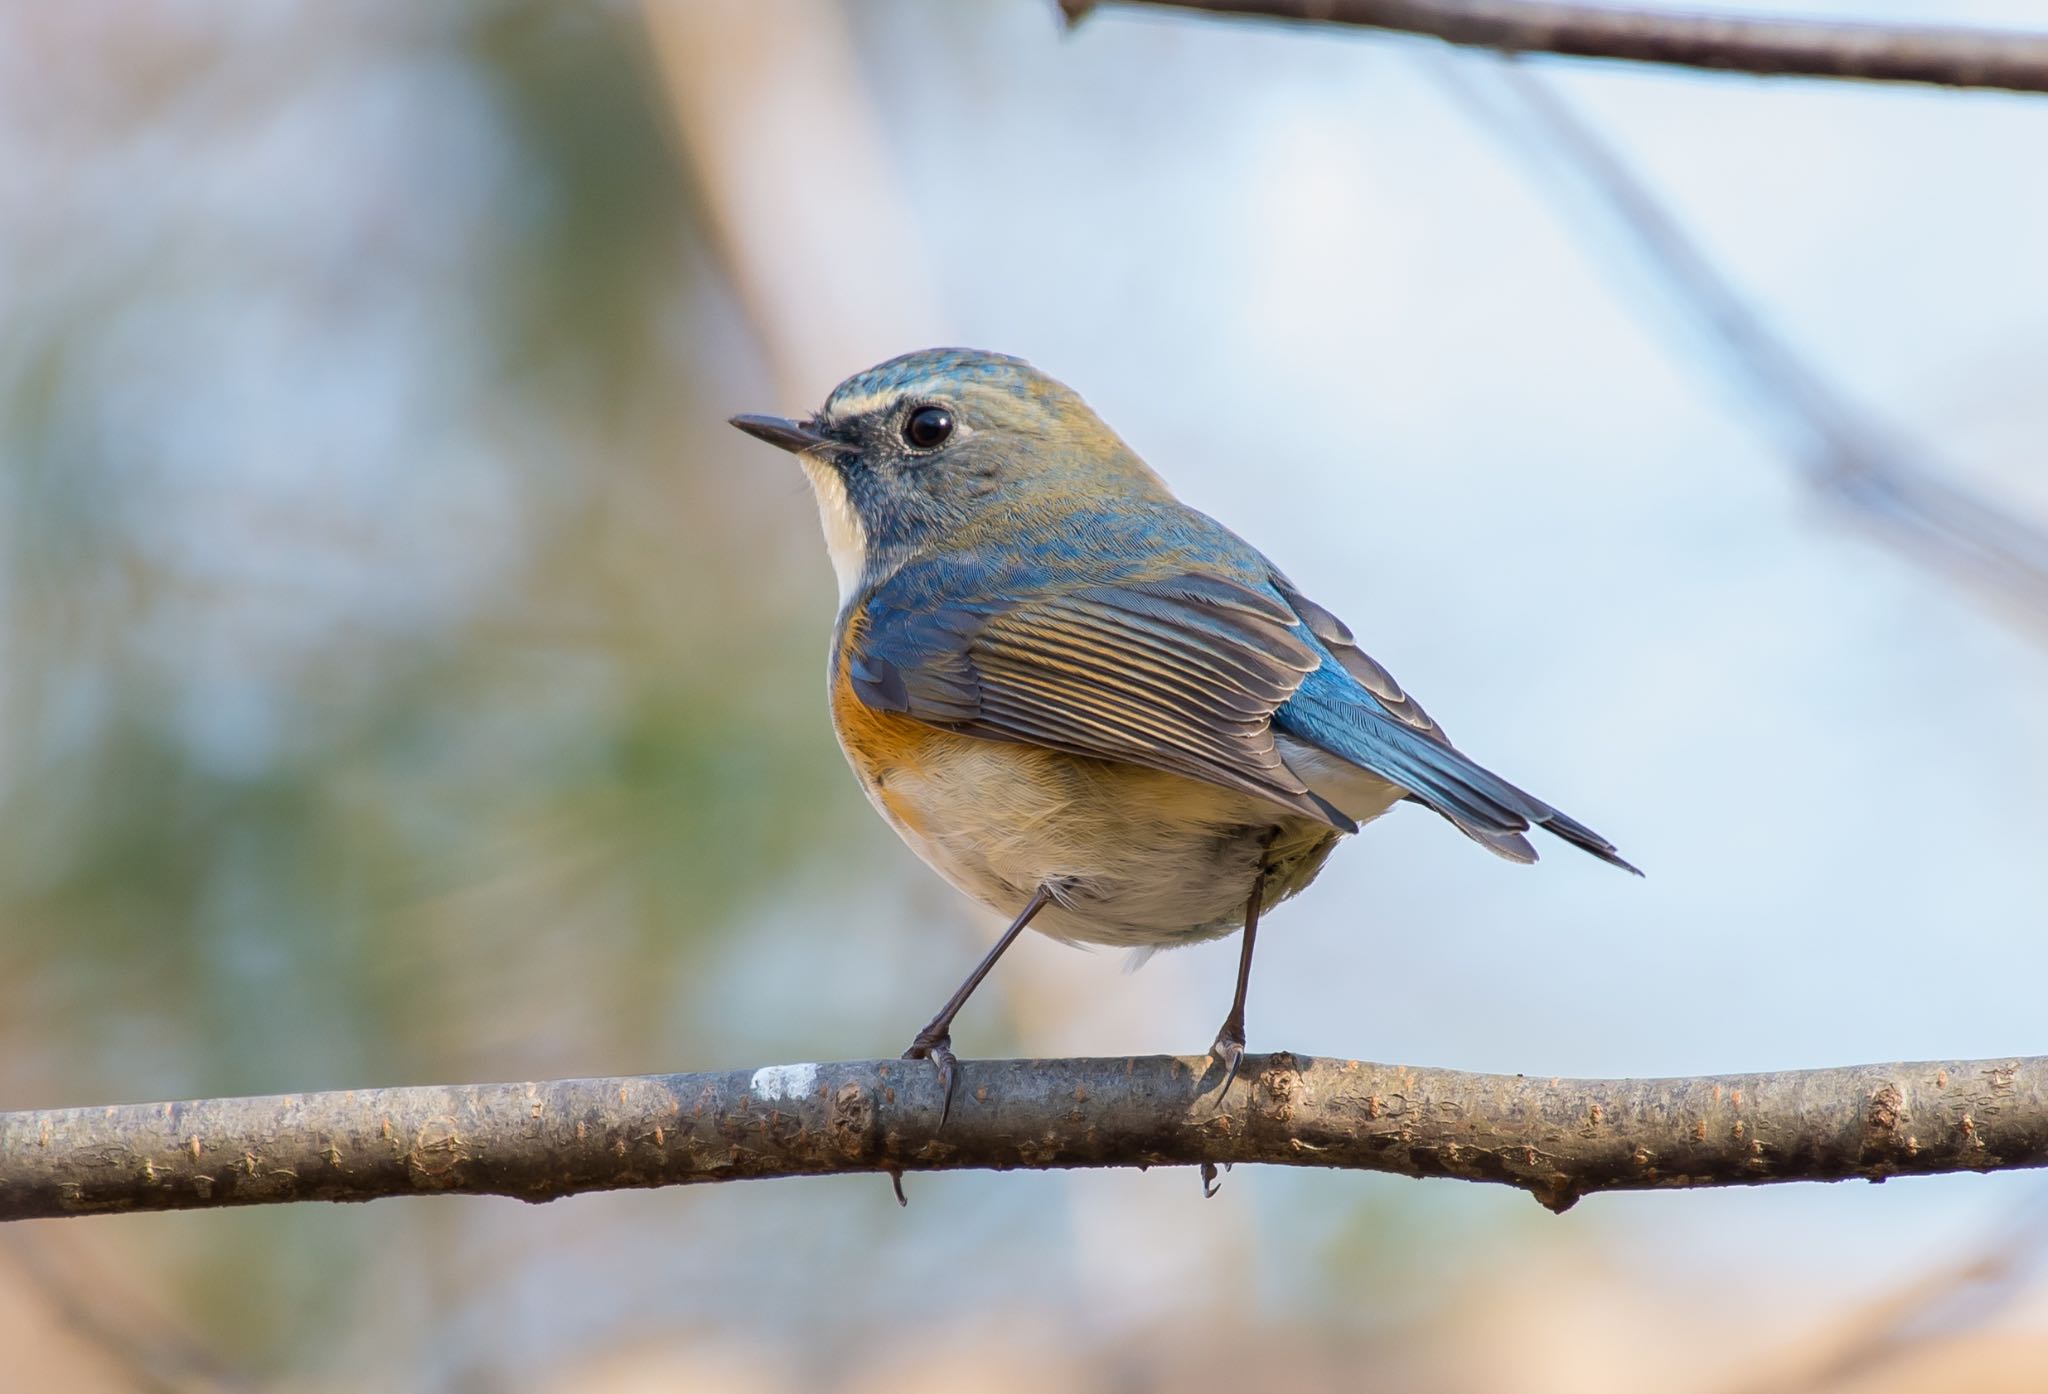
[{"xmin": 731, "ymin": 348, "xmax": 1636, "ymax": 1111}]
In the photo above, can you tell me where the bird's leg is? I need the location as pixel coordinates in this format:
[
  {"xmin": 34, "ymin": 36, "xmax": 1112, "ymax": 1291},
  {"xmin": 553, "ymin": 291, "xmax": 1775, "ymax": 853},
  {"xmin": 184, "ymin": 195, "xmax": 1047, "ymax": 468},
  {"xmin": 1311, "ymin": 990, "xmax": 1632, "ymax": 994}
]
[
  {"xmin": 904, "ymin": 884, "xmax": 1054, "ymax": 1126},
  {"xmin": 1208, "ymin": 862, "xmax": 1271, "ymax": 1105}
]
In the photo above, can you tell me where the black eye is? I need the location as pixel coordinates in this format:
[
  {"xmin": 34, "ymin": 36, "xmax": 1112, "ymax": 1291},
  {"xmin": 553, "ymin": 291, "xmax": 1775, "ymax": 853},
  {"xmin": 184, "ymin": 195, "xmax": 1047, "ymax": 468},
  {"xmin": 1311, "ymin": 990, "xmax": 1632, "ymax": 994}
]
[{"xmin": 902, "ymin": 405, "xmax": 954, "ymax": 450}]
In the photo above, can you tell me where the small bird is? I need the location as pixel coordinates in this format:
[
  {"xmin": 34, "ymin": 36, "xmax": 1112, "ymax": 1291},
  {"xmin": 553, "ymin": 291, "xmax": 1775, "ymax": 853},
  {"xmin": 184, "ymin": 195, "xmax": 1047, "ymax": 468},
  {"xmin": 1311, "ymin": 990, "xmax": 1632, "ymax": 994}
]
[{"xmin": 732, "ymin": 349, "xmax": 1635, "ymax": 1107}]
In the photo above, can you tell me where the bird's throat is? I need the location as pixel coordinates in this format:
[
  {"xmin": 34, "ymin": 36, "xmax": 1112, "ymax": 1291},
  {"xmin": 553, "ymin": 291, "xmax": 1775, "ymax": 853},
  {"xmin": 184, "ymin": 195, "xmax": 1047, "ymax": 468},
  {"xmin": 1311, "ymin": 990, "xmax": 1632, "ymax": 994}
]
[{"xmin": 800, "ymin": 456, "xmax": 867, "ymax": 608}]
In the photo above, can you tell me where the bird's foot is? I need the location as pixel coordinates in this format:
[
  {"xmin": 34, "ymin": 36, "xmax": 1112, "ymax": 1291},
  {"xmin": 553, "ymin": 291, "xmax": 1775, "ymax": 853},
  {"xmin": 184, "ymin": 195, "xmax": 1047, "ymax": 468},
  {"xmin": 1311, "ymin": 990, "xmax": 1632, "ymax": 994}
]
[
  {"xmin": 1207, "ymin": 1020, "xmax": 1248, "ymax": 1109},
  {"xmin": 902, "ymin": 1028, "xmax": 958, "ymax": 1127}
]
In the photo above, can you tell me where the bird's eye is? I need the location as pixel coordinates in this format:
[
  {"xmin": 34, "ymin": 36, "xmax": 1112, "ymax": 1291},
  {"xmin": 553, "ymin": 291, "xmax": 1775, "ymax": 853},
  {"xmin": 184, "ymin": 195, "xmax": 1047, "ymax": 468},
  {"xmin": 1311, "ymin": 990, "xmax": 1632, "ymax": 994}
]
[{"xmin": 902, "ymin": 405, "xmax": 954, "ymax": 450}]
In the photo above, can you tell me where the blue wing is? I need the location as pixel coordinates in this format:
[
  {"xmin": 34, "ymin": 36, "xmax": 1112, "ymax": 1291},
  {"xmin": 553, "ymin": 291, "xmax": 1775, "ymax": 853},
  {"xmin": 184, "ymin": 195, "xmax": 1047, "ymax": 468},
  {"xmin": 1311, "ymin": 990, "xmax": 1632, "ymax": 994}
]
[
  {"xmin": 847, "ymin": 502, "xmax": 1636, "ymax": 872},
  {"xmin": 849, "ymin": 570, "xmax": 1358, "ymax": 830}
]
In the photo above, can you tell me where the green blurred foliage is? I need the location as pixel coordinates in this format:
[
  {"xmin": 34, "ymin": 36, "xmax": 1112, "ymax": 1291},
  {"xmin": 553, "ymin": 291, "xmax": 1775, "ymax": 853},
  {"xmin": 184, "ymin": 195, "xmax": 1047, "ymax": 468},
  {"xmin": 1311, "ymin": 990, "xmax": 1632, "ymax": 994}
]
[{"xmin": 0, "ymin": 7, "xmax": 864, "ymax": 1371}]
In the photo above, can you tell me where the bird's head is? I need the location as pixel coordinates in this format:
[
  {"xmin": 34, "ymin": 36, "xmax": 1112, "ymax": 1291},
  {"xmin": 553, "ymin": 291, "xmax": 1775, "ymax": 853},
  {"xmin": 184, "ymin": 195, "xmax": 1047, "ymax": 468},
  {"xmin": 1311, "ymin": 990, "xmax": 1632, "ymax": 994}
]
[{"xmin": 731, "ymin": 348, "xmax": 1170, "ymax": 606}]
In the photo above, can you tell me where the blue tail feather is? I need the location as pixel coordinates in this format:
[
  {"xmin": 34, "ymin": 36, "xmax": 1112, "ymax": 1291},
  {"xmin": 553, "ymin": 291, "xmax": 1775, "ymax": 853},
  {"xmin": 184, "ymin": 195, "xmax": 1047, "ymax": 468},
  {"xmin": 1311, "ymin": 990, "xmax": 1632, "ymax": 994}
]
[{"xmin": 1276, "ymin": 664, "xmax": 1640, "ymax": 875}]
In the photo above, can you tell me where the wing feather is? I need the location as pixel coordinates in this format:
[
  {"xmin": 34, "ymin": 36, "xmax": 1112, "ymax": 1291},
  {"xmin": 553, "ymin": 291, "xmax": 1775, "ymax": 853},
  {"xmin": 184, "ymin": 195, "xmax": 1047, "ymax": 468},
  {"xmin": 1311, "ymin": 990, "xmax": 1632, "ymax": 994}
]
[
  {"xmin": 1270, "ymin": 572, "xmax": 1446, "ymax": 742},
  {"xmin": 849, "ymin": 574, "xmax": 1353, "ymax": 830}
]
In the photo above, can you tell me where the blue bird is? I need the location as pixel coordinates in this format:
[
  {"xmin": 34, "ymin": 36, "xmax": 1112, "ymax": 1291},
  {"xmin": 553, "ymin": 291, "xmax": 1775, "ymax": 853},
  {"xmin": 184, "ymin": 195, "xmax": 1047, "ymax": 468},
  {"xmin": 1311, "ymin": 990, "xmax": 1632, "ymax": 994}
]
[{"xmin": 732, "ymin": 349, "xmax": 1636, "ymax": 1107}]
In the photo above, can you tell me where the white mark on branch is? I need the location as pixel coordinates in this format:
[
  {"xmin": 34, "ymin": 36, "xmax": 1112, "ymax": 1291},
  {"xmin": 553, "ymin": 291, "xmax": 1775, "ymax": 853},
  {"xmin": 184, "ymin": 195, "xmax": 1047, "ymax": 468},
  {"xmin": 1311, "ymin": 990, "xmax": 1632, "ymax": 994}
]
[{"xmin": 750, "ymin": 1063, "xmax": 818, "ymax": 1103}]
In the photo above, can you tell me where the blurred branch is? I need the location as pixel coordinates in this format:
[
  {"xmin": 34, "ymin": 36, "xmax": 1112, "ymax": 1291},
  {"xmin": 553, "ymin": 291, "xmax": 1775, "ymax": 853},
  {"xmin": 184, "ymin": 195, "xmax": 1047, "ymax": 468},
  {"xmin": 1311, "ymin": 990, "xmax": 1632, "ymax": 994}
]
[
  {"xmin": 1, "ymin": 1231, "xmax": 252, "ymax": 1394},
  {"xmin": 637, "ymin": 0, "xmax": 946, "ymax": 402},
  {"xmin": 1716, "ymin": 1189, "xmax": 2048, "ymax": 1393},
  {"xmin": 1062, "ymin": 0, "xmax": 2048, "ymax": 95},
  {"xmin": 5, "ymin": 1054, "xmax": 2046, "ymax": 1220},
  {"xmin": 1435, "ymin": 57, "xmax": 2048, "ymax": 630}
]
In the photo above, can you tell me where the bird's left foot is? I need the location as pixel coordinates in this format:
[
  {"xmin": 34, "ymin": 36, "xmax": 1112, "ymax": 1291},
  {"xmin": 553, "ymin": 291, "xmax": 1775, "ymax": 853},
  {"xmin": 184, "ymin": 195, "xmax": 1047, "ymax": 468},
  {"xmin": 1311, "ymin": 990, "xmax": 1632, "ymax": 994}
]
[{"xmin": 902, "ymin": 1028, "xmax": 958, "ymax": 1127}]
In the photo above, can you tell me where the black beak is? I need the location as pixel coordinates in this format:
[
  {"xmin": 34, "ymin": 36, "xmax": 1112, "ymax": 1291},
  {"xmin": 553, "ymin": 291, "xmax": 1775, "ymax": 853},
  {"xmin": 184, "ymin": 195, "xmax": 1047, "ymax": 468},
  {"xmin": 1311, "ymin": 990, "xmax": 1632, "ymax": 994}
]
[{"xmin": 729, "ymin": 414, "xmax": 833, "ymax": 454}]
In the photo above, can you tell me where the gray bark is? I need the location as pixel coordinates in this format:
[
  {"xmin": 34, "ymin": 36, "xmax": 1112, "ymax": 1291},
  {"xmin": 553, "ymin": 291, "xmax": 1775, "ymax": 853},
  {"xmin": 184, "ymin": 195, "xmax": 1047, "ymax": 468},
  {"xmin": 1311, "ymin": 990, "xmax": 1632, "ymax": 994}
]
[
  {"xmin": 1064, "ymin": 1, "xmax": 2048, "ymax": 96},
  {"xmin": 4, "ymin": 1053, "xmax": 2045, "ymax": 1220}
]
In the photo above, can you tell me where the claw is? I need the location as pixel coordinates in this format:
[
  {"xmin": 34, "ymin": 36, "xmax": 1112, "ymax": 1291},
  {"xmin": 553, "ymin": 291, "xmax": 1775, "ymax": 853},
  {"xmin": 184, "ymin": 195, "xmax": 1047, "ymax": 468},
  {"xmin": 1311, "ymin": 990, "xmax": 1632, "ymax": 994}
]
[
  {"xmin": 1208, "ymin": 1025, "xmax": 1247, "ymax": 1109},
  {"xmin": 903, "ymin": 1029, "xmax": 958, "ymax": 1128}
]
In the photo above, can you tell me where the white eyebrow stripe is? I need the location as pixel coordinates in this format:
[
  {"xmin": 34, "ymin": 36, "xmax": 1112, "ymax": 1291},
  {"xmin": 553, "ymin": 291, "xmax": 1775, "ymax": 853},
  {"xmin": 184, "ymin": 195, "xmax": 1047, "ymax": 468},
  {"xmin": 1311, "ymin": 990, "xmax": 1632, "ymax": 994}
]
[{"xmin": 821, "ymin": 388, "xmax": 899, "ymax": 421}]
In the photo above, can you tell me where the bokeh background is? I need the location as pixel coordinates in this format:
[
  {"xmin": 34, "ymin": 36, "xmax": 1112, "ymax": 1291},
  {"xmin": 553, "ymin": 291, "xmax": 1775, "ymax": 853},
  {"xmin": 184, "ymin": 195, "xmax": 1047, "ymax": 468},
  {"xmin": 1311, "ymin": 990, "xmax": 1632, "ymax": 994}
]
[{"xmin": 4, "ymin": 1, "xmax": 2047, "ymax": 1390}]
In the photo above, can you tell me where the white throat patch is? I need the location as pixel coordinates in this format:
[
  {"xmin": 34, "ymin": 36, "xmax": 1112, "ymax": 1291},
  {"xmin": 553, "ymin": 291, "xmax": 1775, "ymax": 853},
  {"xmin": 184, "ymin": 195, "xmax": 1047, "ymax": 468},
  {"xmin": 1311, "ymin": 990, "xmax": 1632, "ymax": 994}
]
[{"xmin": 800, "ymin": 455, "xmax": 867, "ymax": 607}]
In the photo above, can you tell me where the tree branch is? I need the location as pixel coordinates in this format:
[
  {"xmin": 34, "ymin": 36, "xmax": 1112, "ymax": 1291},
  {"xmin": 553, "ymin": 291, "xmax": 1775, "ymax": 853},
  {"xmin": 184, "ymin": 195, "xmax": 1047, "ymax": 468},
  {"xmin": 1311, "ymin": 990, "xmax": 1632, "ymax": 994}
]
[
  {"xmin": 5, "ymin": 1053, "xmax": 2045, "ymax": 1220},
  {"xmin": 1061, "ymin": 0, "xmax": 2048, "ymax": 96}
]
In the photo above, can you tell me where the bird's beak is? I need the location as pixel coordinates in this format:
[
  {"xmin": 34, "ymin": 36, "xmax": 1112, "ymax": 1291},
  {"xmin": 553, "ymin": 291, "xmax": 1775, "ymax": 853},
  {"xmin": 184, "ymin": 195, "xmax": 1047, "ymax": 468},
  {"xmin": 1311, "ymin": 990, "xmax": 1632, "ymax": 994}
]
[{"xmin": 729, "ymin": 414, "xmax": 833, "ymax": 454}]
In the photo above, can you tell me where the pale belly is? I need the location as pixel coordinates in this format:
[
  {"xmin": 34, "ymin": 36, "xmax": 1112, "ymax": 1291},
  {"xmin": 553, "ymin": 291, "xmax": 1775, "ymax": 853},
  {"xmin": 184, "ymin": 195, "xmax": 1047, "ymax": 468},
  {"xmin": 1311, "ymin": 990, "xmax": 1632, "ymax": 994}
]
[{"xmin": 845, "ymin": 725, "xmax": 1395, "ymax": 949}]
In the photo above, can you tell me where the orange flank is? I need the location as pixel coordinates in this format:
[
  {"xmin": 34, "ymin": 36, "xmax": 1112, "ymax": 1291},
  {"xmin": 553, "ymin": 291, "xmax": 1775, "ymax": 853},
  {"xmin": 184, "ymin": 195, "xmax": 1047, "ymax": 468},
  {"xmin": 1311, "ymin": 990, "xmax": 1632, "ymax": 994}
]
[{"xmin": 830, "ymin": 614, "xmax": 951, "ymax": 839}]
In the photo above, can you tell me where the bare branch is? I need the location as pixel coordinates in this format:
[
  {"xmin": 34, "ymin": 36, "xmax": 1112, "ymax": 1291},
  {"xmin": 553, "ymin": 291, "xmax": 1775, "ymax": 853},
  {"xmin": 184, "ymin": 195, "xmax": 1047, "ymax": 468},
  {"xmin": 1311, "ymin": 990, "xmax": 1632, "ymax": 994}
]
[
  {"xmin": 1061, "ymin": 0, "xmax": 2048, "ymax": 95},
  {"xmin": 4, "ymin": 1054, "xmax": 2045, "ymax": 1221}
]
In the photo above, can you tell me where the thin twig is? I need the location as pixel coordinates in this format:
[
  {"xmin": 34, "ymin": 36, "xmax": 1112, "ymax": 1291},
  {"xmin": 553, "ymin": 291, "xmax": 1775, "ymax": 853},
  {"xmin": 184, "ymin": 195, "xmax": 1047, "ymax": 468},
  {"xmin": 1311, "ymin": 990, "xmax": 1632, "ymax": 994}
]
[
  {"xmin": 1431, "ymin": 55, "xmax": 2048, "ymax": 629},
  {"xmin": 1063, "ymin": 0, "xmax": 2048, "ymax": 95},
  {"xmin": 3, "ymin": 1054, "xmax": 2044, "ymax": 1221}
]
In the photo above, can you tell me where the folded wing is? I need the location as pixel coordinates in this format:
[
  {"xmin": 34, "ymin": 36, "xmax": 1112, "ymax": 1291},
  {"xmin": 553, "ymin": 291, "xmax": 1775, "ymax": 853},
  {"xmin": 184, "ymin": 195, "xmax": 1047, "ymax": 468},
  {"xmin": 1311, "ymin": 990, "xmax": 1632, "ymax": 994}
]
[{"xmin": 847, "ymin": 573, "xmax": 1358, "ymax": 832}]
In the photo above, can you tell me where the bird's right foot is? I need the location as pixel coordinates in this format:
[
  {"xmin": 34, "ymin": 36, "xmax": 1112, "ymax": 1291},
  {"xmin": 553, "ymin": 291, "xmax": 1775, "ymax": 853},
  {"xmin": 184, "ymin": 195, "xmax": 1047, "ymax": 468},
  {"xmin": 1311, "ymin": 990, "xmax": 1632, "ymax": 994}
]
[
  {"xmin": 902, "ymin": 1027, "xmax": 958, "ymax": 1127},
  {"xmin": 1207, "ymin": 1023, "xmax": 1248, "ymax": 1107}
]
